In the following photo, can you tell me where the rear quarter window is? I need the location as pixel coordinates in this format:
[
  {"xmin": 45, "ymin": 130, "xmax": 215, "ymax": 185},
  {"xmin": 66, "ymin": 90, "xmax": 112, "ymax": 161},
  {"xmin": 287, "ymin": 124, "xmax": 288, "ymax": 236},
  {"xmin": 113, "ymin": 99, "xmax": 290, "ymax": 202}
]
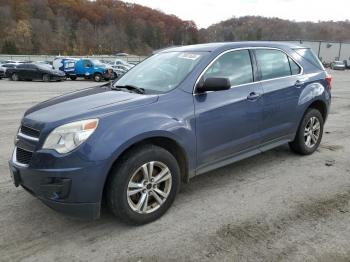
[{"xmin": 294, "ymin": 48, "xmax": 324, "ymax": 70}]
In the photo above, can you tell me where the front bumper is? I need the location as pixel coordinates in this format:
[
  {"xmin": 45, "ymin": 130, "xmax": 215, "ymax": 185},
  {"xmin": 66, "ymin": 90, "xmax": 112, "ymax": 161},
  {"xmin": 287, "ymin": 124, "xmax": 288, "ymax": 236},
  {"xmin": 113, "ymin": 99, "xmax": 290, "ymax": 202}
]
[
  {"xmin": 50, "ymin": 75, "xmax": 66, "ymax": 81},
  {"xmin": 9, "ymin": 151, "xmax": 108, "ymax": 220}
]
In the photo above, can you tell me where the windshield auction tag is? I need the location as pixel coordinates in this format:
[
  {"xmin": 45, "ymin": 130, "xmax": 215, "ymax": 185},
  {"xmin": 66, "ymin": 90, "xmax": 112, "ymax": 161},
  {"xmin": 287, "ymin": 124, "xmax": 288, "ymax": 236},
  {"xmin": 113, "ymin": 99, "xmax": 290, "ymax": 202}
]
[{"xmin": 179, "ymin": 53, "xmax": 200, "ymax": 60}]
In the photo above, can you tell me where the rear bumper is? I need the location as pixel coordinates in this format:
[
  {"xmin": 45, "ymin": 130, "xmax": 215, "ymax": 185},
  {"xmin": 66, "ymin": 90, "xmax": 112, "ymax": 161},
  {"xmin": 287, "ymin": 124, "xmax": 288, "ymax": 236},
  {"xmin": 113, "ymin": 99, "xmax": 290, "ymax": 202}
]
[{"xmin": 8, "ymin": 155, "xmax": 108, "ymax": 220}]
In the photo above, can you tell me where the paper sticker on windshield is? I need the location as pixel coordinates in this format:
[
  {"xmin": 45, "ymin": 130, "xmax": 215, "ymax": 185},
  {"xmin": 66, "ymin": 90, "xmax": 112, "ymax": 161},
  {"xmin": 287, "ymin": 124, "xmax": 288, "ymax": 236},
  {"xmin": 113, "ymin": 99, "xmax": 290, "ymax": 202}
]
[{"xmin": 179, "ymin": 53, "xmax": 200, "ymax": 60}]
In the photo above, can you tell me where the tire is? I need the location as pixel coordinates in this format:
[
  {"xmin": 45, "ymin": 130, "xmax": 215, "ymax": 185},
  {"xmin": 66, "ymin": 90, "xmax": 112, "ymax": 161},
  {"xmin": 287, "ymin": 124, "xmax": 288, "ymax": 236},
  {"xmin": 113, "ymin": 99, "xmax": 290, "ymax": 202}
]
[
  {"xmin": 106, "ymin": 145, "xmax": 180, "ymax": 225},
  {"xmin": 94, "ymin": 73, "xmax": 102, "ymax": 82},
  {"xmin": 43, "ymin": 74, "xmax": 50, "ymax": 82},
  {"xmin": 289, "ymin": 108, "xmax": 324, "ymax": 155},
  {"xmin": 70, "ymin": 76, "xmax": 77, "ymax": 81},
  {"xmin": 11, "ymin": 73, "xmax": 19, "ymax": 81}
]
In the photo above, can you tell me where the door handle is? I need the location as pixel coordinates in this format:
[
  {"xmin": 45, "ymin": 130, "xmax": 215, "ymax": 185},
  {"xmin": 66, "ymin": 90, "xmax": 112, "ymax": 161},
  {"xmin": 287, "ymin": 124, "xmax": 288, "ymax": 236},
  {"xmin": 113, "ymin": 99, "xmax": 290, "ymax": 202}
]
[
  {"xmin": 247, "ymin": 92, "xmax": 261, "ymax": 101},
  {"xmin": 294, "ymin": 80, "xmax": 305, "ymax": 87}
]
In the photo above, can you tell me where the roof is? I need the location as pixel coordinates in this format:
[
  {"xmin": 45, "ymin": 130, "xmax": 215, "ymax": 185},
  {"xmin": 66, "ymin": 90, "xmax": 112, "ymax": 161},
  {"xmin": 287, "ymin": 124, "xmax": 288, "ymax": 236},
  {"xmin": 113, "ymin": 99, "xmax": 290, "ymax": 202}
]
[{"xmin": 161, "ymin": 41, "xmax": 306, "ymax": 53}]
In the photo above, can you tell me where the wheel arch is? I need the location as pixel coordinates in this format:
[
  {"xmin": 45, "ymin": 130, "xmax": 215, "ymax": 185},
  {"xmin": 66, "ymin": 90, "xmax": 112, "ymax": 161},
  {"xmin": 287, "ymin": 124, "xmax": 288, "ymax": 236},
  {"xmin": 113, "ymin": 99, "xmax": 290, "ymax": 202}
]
[
  {"xmin": 102, "ymin": 135, "xmax": 190, "ymax": 202},
  {"xmin": 307, "ymin": 99, "xmax": 328, "ymax": 121}
]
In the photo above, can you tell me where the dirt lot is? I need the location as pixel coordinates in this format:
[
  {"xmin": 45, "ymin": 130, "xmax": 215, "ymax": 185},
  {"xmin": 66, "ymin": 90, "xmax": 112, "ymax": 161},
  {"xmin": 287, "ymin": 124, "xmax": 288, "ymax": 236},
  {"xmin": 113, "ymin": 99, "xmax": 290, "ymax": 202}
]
[{"xmin": 0, "ymin": 72, "xmax": 349, "ymax": 262}]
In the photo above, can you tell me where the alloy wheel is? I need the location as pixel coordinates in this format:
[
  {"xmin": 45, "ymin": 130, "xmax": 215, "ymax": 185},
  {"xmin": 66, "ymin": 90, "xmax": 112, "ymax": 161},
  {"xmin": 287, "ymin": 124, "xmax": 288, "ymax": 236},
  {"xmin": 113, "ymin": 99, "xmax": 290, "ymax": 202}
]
[
  {"xmin": 12, "ymin": 74, "xmax": 18, "ymax": 81},
  {"xmin": 127, "ymin": 161, "xmax": 172, "ymax": 214},
  {"xmin": 304, "ymin": 116, "xmax": 321, "ymax": 148}
]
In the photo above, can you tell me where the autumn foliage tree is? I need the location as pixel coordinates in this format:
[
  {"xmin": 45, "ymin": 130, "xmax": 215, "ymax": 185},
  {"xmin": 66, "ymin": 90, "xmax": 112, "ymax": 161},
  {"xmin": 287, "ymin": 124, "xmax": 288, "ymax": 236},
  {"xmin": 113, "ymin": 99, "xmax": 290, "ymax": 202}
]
[
  {"xmin": 0, "ymin": 0, "xmax": 199, "ymax": 55},
  {"xmin": 201, "ymin": 16, "xmax": 350, "ymax": 43}
]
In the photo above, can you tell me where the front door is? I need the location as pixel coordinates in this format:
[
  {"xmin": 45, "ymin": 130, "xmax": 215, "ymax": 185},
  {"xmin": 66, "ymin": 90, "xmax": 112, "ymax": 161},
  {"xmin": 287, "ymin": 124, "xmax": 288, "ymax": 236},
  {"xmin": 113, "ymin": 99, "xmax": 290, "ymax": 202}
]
[{"xmin": 194, "ymin": 49, "xmax": 263, "ymax": 171}]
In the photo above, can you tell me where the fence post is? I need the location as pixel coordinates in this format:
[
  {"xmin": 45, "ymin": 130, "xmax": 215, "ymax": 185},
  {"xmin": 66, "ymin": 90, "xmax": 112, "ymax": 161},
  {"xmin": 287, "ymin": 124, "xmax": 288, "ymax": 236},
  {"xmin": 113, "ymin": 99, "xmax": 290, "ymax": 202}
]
[{"xmin": 318, "ymin": 41, "xmax": 321, "ymax": 59}]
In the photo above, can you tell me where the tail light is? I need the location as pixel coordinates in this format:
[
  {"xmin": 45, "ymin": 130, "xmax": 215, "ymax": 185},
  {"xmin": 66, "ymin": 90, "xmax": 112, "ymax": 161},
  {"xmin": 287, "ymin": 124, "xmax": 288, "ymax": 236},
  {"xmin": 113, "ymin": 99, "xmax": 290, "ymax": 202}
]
[{"xmin": 325, "ymin": 73, "xmax": 332, "ymax": 90}]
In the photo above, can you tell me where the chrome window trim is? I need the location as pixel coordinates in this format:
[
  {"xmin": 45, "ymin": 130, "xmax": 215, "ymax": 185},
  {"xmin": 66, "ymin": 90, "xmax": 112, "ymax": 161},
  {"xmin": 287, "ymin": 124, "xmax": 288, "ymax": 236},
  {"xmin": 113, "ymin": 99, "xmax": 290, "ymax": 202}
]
[
  {"xmin": 17, "ymin": 132, "xmax": 39, "ymax": 142},
  {"xmin": 12, "ymin": 147, "xmax": 29, "ymax": 168},
  {"xmin": 193, "ymin": 46, "xmax": 304, "ymax": 95}
]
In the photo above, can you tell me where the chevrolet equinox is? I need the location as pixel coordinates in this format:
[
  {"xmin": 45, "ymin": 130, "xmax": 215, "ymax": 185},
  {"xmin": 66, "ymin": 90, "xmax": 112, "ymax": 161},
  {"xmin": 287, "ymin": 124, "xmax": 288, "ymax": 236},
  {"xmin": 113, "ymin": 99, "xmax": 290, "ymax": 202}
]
[{"xmin": 9, "ymin": 42, "xmax": 331, "ymax": 224}]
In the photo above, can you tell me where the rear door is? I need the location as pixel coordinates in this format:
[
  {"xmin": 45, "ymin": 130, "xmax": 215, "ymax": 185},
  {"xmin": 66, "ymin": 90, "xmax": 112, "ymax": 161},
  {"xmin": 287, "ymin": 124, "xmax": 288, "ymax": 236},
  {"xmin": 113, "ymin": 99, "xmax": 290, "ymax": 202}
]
[
  {"xmin": 26, "ymin": 64, "xmax": 40, "ymax": 79},
  {"xmin": 253, "ymin": 48, "xmax": 303, "ymax": 145},
  {"xmin": 194, "ymin": 49, "xmax": 263, "ymax": 170}
]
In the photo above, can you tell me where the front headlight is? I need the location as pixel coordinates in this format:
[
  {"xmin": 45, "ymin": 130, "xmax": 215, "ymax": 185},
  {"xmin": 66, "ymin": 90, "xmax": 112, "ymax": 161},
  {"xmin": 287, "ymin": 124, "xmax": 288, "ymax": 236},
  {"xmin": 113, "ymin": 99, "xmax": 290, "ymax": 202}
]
[{"xmin": 43, "ymin": 119, "xmax": 99, "ymax": 154}]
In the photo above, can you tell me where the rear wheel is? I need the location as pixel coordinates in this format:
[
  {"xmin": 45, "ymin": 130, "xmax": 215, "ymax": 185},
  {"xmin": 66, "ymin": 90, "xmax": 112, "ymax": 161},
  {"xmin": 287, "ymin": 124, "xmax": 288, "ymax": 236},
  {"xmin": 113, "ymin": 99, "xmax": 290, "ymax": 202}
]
[
  {"xmin": 69, "ymin": 76, "xmax": 77, "ymax": 81},
  {"xmin": 289, "ymin": 108, "xmax": 324, "ymax": 155},
  {"xmin": 43, "ymin": 74, "xmax": 50, "ymax": 82},
  {"xmin": 11, "ymin": 73, "xmax": 19, "ymax": 81},
  {"xmin": 106, "ymin": 145, "xmax": 180, "ymax": 225}
]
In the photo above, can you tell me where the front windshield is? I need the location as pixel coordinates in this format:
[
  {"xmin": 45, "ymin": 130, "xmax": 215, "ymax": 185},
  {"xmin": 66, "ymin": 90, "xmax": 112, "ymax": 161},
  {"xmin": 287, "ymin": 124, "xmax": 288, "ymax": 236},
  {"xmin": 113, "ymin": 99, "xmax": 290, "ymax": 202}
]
[{"xmin": 114, "ymin": 51, "xmax": 208, "ymax": 93}]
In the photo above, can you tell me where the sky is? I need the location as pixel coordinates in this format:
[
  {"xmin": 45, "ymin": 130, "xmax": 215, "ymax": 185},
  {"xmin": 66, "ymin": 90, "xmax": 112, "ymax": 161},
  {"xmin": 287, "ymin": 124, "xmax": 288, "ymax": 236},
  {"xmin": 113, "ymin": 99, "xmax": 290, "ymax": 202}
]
[{"xmin": 125, "ymin": 0, "xmax": 350, "ymax": 29}]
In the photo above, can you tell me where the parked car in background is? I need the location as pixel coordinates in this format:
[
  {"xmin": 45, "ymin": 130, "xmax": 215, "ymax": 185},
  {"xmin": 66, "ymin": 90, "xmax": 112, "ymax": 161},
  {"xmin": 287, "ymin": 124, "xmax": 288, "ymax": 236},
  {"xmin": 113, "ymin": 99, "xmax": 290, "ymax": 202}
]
[
  {"xmin": 6, "ymin": 63, "xmax": 66, "ymax": 81},
  {"xmin": 109, "ymin": 59, "xmax": 135, "ymax": 77},
  {"xmin": 0, "ymin": 67, "xmax": 5, "ymax": 79},
  {"xmin": 343, "ymin": 60, "xmax": 350, "ymax": 69},
  {"xmin": 4, "ymin": 60, "xmax": 26, "ymax": 64},
  {"xmin": 115, "ymin": 52, "xmax": 128, "ymax": 56},
  {"xmin": 1, "ymin": 63, "xmax": 18, "ymax": 76},
  {"xmin": 330, "ymin": 60, "xmax": 346, "ymax": 70},
  {"xmin": 113, "ymin": 59, "xmax": 134, "ymax": 68},
  {"xmin": 9, "ymin": 42, "xmax": 331, "ymax": 224},
  {"xmin": 36, "ymin": 61, "xmax": 53, "ymax": 67},
  {"xmin": 53, "ymin": 58, "xmax": 116, "ymax": 81}
]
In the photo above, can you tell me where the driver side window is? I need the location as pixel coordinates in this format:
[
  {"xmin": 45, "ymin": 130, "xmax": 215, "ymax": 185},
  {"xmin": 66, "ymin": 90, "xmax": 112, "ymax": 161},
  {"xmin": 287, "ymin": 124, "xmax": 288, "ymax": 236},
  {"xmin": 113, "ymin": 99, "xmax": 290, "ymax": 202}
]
[
  {"xmin": 83, "ymin": 60, "xmax": 92, "ymax": 68},
  {"xmin": 203, "ymin": 50, "xmax": 254, "ymax": 87}
]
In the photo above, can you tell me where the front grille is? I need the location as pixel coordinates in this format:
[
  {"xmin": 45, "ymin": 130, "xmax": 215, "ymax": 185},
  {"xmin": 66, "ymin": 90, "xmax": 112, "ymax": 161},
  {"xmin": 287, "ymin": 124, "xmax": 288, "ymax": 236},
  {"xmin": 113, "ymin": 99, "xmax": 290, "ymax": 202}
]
[
  {"xmin": 16, "ymin": 147, "xmax": 33, "ymax": 165},
  {"xmin": 20, "ymin": 125, "xmax": 40, "ymax": 138}
]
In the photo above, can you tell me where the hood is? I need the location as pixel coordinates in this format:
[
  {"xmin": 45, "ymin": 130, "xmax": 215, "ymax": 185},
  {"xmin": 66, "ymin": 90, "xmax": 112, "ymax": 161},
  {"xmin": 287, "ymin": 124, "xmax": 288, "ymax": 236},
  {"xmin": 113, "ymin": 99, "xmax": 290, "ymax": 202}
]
[{"xmin": 23, "ymin": 86, "xmax": 158, "ymax": 126}]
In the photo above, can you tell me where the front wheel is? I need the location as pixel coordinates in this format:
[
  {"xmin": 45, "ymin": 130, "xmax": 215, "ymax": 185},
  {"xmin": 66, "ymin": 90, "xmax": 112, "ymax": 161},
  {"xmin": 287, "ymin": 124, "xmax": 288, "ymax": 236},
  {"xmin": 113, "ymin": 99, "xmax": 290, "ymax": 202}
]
[
  {"xmin": 106, "ymin": 145, "xmax": 180, "ymax": 225},
  {"xmin": 289, "ymin": 108, "xmax": 324, "ymax": 155},
  {"xmin": 94, "ymin": 73, "xmax": 102, "ymax": 82},
  {"xmin": 43, "ymin": 74, "xmax": 50, "ymax": 82}
]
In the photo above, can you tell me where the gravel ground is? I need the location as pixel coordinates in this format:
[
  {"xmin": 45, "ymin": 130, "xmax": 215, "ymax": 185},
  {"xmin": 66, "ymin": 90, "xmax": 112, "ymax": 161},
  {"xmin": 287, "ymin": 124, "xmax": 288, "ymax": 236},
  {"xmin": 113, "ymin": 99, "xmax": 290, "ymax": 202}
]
[{"xmin": 0, "ymin": 72, "xmax": 349, "ymax": 262}]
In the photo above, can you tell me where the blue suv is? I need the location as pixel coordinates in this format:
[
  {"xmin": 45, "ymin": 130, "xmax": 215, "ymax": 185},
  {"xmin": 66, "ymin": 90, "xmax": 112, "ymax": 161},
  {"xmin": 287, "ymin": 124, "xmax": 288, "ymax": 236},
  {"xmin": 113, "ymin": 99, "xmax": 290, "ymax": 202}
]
[{"xmin": 9, "ymin": 42, "xmax": 331, "ymax": 224}]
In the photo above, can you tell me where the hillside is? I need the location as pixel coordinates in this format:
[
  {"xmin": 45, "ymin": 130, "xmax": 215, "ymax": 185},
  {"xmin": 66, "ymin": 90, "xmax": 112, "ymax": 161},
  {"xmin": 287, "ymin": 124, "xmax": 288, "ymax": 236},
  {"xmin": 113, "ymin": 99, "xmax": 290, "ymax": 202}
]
[
  {"xmin": 0, "ymin": 0, "xmax": 198, "ymax": 55},
  {"xmin": 1, "ymin": 1, "xmax": 350, "ymax": 56},
  {"xmin": 200, "ymin": 16, "xmax": 350, "ymax": 43}
]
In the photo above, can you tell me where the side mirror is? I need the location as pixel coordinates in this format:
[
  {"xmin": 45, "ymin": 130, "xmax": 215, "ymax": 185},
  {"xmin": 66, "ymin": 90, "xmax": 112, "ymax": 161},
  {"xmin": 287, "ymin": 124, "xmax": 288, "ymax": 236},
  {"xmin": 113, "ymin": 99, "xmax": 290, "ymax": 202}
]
[{"xmin": 196, "ymin": 77, "xmax": 231, "ymax": 93}]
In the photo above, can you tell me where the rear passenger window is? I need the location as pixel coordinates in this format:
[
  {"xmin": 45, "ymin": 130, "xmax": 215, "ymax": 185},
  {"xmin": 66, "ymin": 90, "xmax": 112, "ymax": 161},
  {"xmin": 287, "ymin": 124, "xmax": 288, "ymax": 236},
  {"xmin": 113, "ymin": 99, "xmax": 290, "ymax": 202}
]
[
  {"xmin": 288, "ymin": 57, "xmax": 301, "ymax": 75},
  {"xmin": 203, "ymin": 50, "xmax": 253, "ymax": 86},
  {"xmin": 255, "ymin": 49, "xmax": 292, "ymax": 80}
]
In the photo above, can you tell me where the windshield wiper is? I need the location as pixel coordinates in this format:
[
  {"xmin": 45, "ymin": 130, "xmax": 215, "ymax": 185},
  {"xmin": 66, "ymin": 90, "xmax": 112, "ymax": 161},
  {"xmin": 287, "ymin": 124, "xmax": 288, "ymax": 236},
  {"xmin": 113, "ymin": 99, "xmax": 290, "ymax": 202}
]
[{"xmin": 112, "ymin": 84, "xmax": 145, "ymax": 94}]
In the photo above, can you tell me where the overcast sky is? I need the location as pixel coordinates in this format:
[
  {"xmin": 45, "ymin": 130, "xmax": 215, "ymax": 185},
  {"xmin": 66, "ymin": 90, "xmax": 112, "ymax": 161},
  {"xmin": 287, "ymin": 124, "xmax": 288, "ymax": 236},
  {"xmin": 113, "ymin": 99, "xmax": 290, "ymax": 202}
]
[{"xmin": 126, "ymin": 0, "xmax": 349, "ymax": 28}]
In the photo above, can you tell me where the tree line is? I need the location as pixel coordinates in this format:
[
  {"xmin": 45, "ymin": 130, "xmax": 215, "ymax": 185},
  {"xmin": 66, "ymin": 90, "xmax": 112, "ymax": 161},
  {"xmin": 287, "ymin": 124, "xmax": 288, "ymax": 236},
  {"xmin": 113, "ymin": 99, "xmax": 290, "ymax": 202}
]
[
  {"xmin": 200, "ymin": 16, "xmax": 350, "ymax": 43},
  {"xmin": 0, "ymin": 0, "xmax": 198, "ymax": 55},
  {"xmin": 1, "ymin": 0, "xmax": 350, "ymax": 56}
]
